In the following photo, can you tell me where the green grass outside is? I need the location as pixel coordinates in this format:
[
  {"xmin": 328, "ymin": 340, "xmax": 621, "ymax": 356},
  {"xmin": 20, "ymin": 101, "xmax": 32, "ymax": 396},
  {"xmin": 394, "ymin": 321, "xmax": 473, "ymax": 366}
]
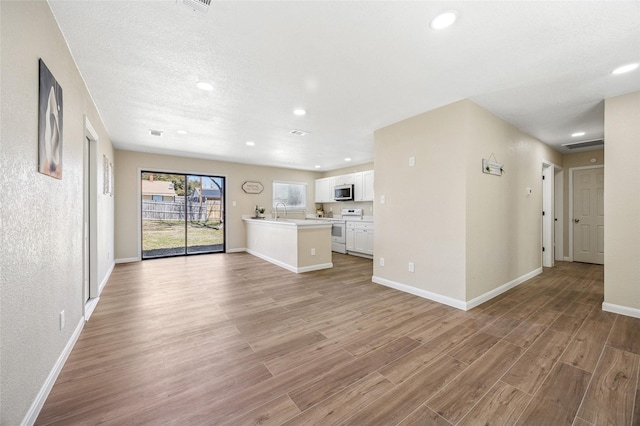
[{"xmin": 142, "ymin": 220, "xmax": 224, "ymax": 250}]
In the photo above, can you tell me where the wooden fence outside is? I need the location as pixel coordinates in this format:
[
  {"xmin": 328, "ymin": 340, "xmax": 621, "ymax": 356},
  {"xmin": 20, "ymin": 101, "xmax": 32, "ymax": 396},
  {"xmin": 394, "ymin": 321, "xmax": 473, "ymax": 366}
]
[{"xmin": 142, "ymin": 200, "xmax": 222, "ymax": 222}]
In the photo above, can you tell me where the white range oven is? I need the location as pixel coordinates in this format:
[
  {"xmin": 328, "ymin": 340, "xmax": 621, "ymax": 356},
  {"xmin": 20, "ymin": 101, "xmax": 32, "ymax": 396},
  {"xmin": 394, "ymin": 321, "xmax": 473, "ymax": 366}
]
[{"xmin": 328, "ymin": 209, "xmax": 362, "ymax": 254}]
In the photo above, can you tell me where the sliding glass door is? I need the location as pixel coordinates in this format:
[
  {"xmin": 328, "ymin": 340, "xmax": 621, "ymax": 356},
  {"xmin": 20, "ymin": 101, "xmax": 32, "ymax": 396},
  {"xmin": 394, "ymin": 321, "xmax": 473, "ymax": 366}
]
[{"xmin": 141, "ymin": 171, "xmax": 225, "ymax": 259}]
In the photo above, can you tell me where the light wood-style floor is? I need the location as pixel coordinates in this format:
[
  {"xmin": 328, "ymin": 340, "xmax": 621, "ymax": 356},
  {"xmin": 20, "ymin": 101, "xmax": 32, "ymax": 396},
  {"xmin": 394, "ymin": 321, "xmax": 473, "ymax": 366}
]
[{"xmin": 37, "ymin": 253, "xmax": 640, "ymax": 425}]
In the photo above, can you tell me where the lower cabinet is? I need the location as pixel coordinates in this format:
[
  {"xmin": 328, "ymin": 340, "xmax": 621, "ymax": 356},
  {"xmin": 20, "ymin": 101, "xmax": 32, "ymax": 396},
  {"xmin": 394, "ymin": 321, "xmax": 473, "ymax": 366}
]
[{"xmin": 346, "ymin": 222, "xmax": 374, "ymax": 256}]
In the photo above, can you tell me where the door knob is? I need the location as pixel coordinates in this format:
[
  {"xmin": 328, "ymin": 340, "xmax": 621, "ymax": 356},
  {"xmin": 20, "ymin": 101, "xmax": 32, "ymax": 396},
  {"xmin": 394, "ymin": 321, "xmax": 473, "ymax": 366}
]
[{"xmin": 574, "ymin": 218, "xmax": 580, "ymax": 223}]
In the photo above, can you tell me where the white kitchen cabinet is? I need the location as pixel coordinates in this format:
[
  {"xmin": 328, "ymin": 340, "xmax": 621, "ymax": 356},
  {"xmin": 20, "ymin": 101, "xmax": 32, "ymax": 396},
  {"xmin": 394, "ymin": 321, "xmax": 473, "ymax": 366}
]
[
  {"xmin": 333, "ymin": 174, "xmax": 355, "ymax": 187},
  {"xmin": 346, "ymin": 224, "xmax": 355, "ymax": 251},
  {"xmin": 314, "ymin": 177, "xmax": 334, "ymax": 203},
  {"xmin": 316, "ymin": 170, "xmax": 373, "ymax": 203},
  {"xmin": 346, "ymin": 221, "xmax": 374, "ymax": 256},
  {"xmin": 354, "ymin": 170, "xmax": 374, "ymax": 202}
]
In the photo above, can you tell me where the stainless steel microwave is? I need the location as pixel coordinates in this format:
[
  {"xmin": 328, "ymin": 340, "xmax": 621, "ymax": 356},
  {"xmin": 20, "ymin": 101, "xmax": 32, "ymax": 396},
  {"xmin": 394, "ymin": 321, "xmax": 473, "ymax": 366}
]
[{"xmin": 334, "ymin": 184, "xmax": 354, "ymax": 201}]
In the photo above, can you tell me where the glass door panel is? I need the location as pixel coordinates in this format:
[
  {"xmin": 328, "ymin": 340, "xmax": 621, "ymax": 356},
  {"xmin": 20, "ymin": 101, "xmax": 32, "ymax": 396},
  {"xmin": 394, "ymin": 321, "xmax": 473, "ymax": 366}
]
[
  {"xmin": 141, "ymin": 171, "xmax": 225, "ymax": 259},
  {"xmin": 186, "ymin": 175, "xmax": 225, "ymax": 254},
  {"xmin": 141, "ymin": 172, "xmax": 186, "ymax": 259}
]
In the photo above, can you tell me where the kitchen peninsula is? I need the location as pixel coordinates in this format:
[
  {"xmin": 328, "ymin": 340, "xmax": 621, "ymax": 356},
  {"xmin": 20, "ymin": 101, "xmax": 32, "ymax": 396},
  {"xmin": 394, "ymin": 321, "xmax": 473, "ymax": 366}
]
[{"xmin": 243, "ymin": 217, "xmax": 333, "ymax": 273}]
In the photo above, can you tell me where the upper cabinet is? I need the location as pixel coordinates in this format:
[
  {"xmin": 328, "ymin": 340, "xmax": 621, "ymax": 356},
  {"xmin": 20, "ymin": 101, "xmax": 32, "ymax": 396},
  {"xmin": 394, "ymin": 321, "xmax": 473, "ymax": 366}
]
[
  {"xmin": 315, "ymin": 170, "xmax": 374, "ymax": 203},
  {"xmin": 332, "ymin": 174, "xmax": 355, "ymax": 186},
  {"xmin": 315, "ymin": 177, "xmax": 334, "ymax": 203},
  {"xmin": 354, "ymin": 170, "xmax": 374, "ymax": 202}
]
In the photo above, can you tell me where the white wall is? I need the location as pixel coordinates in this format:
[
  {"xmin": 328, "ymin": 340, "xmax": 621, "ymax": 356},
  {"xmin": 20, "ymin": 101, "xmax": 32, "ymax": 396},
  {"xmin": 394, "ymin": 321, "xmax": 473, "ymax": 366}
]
[
  {"xmin": 604, "ymin": 90, "xmax": 640, "ymax": 317},
  {"xmin": 114, "ymin": 150, "xmax": 320, "ymax": 260},
  {"xmin": 373, "ymin": 99, "xmax": 562, "ymax": 308},
  {"xmin": 373, "ymin": 101, "xmax": 468, "ymax": 303},
  {"xmin": 0, "ymin": 2, "xmax": 115, "ymax": 424},
  {"xmin": 464, "ymin": 101, "xmax": 561, "ymax": 300}
]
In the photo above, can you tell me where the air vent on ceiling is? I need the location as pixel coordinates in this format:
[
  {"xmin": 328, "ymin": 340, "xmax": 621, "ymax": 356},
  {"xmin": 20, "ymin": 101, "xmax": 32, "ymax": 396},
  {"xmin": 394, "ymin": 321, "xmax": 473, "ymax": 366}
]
[
  {"xmin": 149, "ymin": 129, "xmax": 164, "ymax": 137},
  {"xmin": 182, "ymin": 0, "xmax": 211, "ymax": 13},
  {"xmin": 561, "ymin": 139, "xmax": 604, "ymax": 150},
  {"xmin": 289, "ymin": 129, "xmax": 308, "ymax": 136}
]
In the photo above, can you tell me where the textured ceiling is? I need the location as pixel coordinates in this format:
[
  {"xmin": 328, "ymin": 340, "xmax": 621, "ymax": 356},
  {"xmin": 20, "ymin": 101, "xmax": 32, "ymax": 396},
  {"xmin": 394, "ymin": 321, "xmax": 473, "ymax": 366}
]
[{"xmin": 49, "ymin": 1, "xmax": 640, "ymax": 171}]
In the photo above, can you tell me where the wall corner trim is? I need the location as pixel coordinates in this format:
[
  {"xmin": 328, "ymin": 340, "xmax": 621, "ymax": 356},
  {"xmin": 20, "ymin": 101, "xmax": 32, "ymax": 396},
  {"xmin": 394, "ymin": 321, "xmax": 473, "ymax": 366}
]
[
  {"xmin": 372, "ymin": 267, "xmax": 543, "ymax": 311},
  {"xmin": 21, "ymin": 318, "xmax": 85, "ymax": 426},
  {"xmin": 371, "ymin": 276, "xmax": 467, "ymax": 310},
  {"xmin": 602, "ymin": 302, "xmax": 640, "ymax": 319},
  {"xmin": 465, "ymin": 267, "xmax": 543, "ymax": 310}
]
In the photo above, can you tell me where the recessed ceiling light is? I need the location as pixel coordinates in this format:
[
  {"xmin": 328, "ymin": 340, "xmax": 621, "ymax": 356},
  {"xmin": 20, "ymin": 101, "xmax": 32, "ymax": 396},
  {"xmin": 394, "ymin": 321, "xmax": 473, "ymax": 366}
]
[
  {"xmin": 571, "ymin": 131, "xmax": 585, "ymax": 137},
  {"xmin": 612, "ymin": 63, "xmax": 639, "ymax": 75},
  {"xmin": 430, "ymin": 11, "xmax": 457, "ymax": 29},
  {"xmin": 289, "ymin": 129, "xmax": 308, "ymax": 136},
  {"xmin": 314, "ymin": 165, "xmax": 321, "ymax": 169},
  {"xmin": 293, "ymin": 109, "xmax": 306, "ymax": 116},
  {"xmin": 246, "ymin": 141, "xmax": 255, "ymax": 147},
  {"xmin": 196, "ymin": 81, "xmax": 214, "ymax": 91},
  {"xmin": 176, "ymin": 130, "xmax": 188, "ymax": 135},
  {"xmin": 344, "ymin": 157, "xmax": 352, "ymax": 162}
]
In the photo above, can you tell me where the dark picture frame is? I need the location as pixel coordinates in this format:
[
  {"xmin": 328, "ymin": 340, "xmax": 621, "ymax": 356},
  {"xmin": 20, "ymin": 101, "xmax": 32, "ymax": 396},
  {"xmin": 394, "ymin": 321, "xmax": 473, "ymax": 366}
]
[{"xmin": 38, "ymin": 59, "xmax": 63, "ymax": 179}]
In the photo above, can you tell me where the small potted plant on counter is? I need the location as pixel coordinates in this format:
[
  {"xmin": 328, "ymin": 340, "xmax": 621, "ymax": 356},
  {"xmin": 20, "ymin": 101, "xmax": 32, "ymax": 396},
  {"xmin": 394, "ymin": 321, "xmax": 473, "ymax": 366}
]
[{"xmin": 254, "ymin": 205, "xmax": 266, "ymax": 218}]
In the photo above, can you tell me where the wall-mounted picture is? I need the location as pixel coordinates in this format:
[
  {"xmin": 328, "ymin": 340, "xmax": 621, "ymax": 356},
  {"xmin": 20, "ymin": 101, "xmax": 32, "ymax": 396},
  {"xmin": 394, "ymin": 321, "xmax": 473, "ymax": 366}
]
[
  {"xmin": 38, "ymin": 59, "xmax": 63, "ymax": 179},
  {"xmin": 103, "ymin": 155, "xmax": 113, "ymax": 196}
]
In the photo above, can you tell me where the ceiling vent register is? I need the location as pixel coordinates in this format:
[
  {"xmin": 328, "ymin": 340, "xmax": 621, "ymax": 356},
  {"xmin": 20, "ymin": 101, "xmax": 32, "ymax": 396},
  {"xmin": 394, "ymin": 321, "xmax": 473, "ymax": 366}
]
[
  {"xmin": 561, "ymin": 139, "xmax": 604, "ymax": 149},
  {"xmin": 182, "ymin": 0, "xmax": 211, "ymax": 13}
]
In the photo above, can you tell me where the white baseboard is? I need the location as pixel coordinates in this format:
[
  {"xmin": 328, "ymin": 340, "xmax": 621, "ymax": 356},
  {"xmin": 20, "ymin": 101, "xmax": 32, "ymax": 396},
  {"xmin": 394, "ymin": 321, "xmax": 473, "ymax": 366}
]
[
  {"xmin": 297, "ymin": 263, "xmax": 334, "ymax": 273},
  {"xmin": 84, "ymin": 297, "xmax": 100, "ymax": 321},
  {"xmin": 602, "ymin": 302, "xmax": 640, "ymax": 319},
  {"xmin": 246, "ymin": 249, "xmax": 332, "ymax": 273},
  {"xmin": 226, "ymin": 247, "xmax": 246, "ymax": 253},
  {"xmin": 372, "ymin": 267, "xmax": 543, "ymax": 311},
  {"xmin": 372, "ymin": 276, "xmax": 467, "ymax": 310},
  {"xmin": 21, "ymin": 318, "xmax": 84, "ymax": 426},
  {"xmin": 465, "ymin": 267, "xmax": 543, "ymax": 310},
  {"xmin": 115, "ymin": 257, "xmax": 139, "ymax": 264},
  {"xmin": 98, "ymin": 261, "xmax": 115, "ymax": 295}
]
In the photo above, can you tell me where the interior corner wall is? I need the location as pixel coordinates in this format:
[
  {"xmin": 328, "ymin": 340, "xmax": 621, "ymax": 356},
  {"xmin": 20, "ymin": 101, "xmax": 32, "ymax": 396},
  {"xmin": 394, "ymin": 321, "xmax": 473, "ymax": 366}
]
[
  {"xmin": 373, "ymin": 100, "xmax": 468, "ymax": 303},
  {"xmin": 464, "ymin": 101, "xmax": 562, "ymax": 301},
  {"xmin": 0, "ymin": 2, "xmax": 114, "ymax": 424},
  {"xmin": 114, "ymin": 150, "xmax": 320, "ymax": 261},
  {"xmin": 604, "ymin": 90, "xmax": 640, "ymax": 315}
]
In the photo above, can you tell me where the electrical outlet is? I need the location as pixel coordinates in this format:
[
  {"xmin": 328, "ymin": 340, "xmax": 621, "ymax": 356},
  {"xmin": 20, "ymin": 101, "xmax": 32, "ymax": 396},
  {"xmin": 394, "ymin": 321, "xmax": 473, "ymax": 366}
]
[
  {"xmin": 408, "ymin": 262, "xmax": 415, "ymax": 272},
  {"xmin": 409, "ymin": 156, "xmax": 415, "ymax": 167},
  {"xmin": 380, "ymin": 195, "xmax": 385, "ymax": 204},
  {"xmin": 379, "ymin": 257, "xmax": 385, "ymax": 267},
  {"xmin": 60, "ymin": 310, "xmax": 65, "ymax": 330},
  {"xmin": 311, "ymin": 248, "xmax": 316, "ymax": 256},
  {"xmin": 232, "ymin": 201, "xmax": 237, "ymax": 207}
]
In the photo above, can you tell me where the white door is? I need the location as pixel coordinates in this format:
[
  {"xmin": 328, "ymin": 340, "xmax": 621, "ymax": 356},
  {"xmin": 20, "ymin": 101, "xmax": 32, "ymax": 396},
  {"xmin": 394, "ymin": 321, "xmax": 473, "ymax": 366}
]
[{"xmin": 573, "ymin": 168, "xmax": 604, "ymax": 264}]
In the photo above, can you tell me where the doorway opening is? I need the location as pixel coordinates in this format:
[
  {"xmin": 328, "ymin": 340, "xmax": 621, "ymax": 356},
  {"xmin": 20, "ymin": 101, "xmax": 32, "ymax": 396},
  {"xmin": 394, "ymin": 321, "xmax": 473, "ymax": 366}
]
[
  {"xmin": 141, "ymin": 171, "xmax": 225, "ymax": 259},
  {"xmin": 83, "ymin": 116, "xmax": 99, "ymax": 319},
  {"xmin": 542, "ymin": 161, "xmax": 562, "ymax": 268}
]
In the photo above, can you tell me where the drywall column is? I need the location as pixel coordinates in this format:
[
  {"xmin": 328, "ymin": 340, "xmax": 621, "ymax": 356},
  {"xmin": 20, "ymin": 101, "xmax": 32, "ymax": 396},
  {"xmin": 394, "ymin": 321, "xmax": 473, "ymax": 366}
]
[{"xmin": 603, "ymin": 90, "xmax": 640, "ymax": 317}]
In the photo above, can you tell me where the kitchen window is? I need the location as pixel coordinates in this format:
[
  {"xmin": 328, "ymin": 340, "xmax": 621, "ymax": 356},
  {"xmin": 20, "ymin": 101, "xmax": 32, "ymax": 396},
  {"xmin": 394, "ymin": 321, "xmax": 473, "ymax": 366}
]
[{"xmin": 273, "ymin": 181, "xmax": 307, "ymax": 212}]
